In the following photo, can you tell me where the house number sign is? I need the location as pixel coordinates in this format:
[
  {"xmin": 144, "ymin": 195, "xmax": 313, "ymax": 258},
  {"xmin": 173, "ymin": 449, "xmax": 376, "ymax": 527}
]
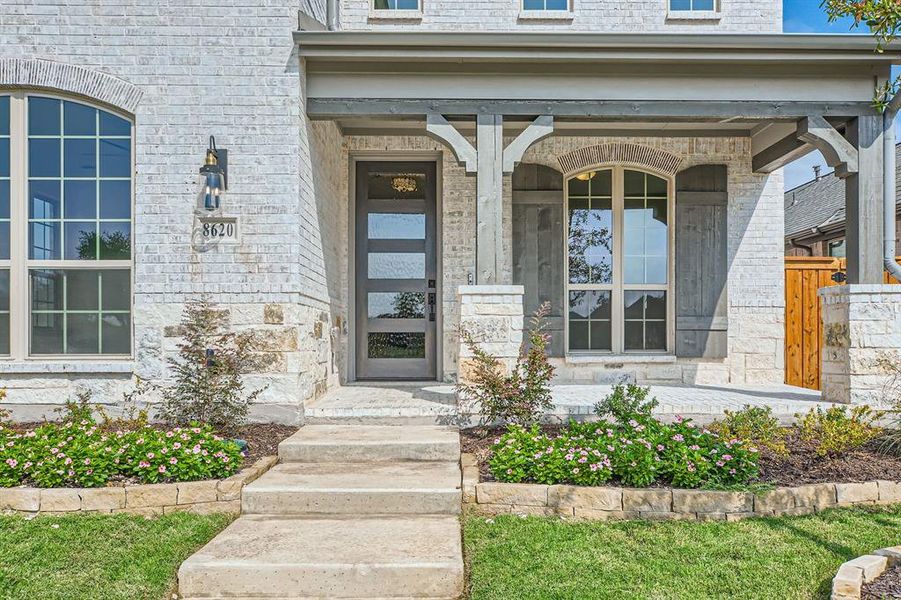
[{"xmin": 199, "ymin": 217, "xmax": 239, "ymax": 243}]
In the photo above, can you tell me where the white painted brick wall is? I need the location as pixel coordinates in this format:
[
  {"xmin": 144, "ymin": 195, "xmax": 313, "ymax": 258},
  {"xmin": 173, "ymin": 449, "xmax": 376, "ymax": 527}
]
[
  {"xmin": 0, "ymin": 2, "xmax": 343, "ymax": 422},
  {"xmin": 341, "ymin": 0, "xmax": 781, "ymax": 31}
]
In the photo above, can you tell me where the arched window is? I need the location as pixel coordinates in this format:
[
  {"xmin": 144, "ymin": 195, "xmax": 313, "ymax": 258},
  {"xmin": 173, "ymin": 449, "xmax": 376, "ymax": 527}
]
[
  {"xmin": 566, "ymin": 166, "xmax": 672, "ymax": 354},
  {"xmin": 0, "ymin": 93, "xmax": 132, "ymax": 358}
]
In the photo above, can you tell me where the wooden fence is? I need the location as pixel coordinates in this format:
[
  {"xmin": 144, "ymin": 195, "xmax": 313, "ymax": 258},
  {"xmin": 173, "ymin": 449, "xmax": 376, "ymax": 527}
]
[{"xmin": 784, "ymin": 257, "xmax": 900, "ymax": 390}]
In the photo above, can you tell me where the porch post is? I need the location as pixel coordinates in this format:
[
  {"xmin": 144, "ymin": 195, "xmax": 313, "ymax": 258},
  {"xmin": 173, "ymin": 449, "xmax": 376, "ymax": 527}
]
[
  {"xmin": 819, "ymin": 114, "xmax": 900, "ymax": 405},
  {"xmin": 427, "ymin": 113, "xmax": 554, "ymax": 285},
  {"xmin": 476, "ymin": 114, "xmax": 504, "ymax": 284},
  {"xmin": 843, "ymin": 115, "xmax": 885, "ymax": 284}
]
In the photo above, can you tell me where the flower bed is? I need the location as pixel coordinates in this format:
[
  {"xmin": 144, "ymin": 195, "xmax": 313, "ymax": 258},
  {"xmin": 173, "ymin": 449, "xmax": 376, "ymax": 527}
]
[
  {"xmin": 0, "ymin": 419, "xmax": 244, "ymax": 488},
  {"xmin": 832, "ymin": 545, "xmax": 901, "ymax": 600},
  {"xmin": 461, "ymin": 454, "xmax": 901, "ymax": 521},
  {"xmin": 0, "ymin": 455, "xmax": 276, "ymax": 516}
]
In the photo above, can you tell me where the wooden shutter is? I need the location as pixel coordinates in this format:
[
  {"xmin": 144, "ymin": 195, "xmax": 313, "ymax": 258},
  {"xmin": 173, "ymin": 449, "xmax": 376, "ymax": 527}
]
[
  {"xmin": 675, "ymin": 165, "xmax": 728, "ymax": 358},
  {"xmin": 512, "ymin": 164, "xmax": 565, "ymax": 357}
]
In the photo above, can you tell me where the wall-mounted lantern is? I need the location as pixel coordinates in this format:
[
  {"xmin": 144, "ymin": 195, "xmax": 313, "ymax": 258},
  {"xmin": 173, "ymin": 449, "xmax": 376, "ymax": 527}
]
[{"xmin": 199, "ymin": 136, "xmax": 227, "ymax": 211}]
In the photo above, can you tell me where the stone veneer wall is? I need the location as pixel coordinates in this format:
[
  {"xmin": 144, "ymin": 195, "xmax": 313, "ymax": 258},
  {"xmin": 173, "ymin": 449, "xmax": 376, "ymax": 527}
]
[
  {"xmin": 0, "ymin": 6, "xmax": 346, "ymax": 423},
  {"xmin": 820, "ymin": 285, "xmax": 901, "ymax": 405},
  {"xmin": 339, "ymin": 0, "xmax": 781, "ymax": 32},
  {"xmin": 457, "ymin": 286, "xmax": 524, "ymax": 382},
  {"xmin": 461, "ymin": 456, "xmax": 901, "ymax": 521},
  {"xmin": 0, "ymin": 456, "xmax": 276, "ymax": 517}
]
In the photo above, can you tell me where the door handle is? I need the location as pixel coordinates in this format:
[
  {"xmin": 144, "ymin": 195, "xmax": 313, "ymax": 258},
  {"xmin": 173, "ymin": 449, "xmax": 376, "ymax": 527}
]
[{"xmin": 428, "ymin": 292, "xmax": 436, "ymax": 322}]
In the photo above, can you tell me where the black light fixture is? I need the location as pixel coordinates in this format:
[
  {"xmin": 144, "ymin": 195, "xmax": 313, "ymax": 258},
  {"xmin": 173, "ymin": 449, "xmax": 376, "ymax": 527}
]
[{"xmin": 200, "ymin": 136, "xmax": 227, "ymax": 211}]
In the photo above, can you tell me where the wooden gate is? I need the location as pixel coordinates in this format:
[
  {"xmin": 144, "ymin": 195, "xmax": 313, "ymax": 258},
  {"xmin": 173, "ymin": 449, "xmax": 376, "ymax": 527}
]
[{"xmin": 784, "ymin": 257, "xmax": 900, "ymax": 390}]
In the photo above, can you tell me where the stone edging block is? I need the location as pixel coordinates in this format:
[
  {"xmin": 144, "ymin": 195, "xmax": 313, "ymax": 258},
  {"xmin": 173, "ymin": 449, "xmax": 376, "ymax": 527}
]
[
  {"xmin": 832, "ymin": 547, "xmax": 900, "ymax": 600},
  {"xmin": 0, "ymin": 455, "xmax": 277, "ymax": 516},
  {"xmin": 461, "ymin": 454, "xmax": 901, "ymax": 523}
]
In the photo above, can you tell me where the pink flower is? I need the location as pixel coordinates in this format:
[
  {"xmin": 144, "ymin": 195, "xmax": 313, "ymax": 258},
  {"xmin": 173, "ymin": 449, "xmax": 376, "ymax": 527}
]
[
  {"xmin": 158, "ymin": 465, "xmax": 167, "ymax": 474},
  {"xmin": 84, "ymin": 458, "xmax": 91, "ymax": 465},
  {"xmin": 192, "ymin": 445, "xmax": 202, "ymax": 454},
  {"xmin": 722, "ymin": 455, "xmax": 733, "ymax": 461},
  {"xmin": 146, "ymin": 452, "xmax": 155, "ymax": 459},
  {"xmin": 139, "ymin": 461, "xmax": 150, "ymax": 469},
  {"xmin": 166, "ymin": 431, "xmax": 174, "ymax": 438},
  {"xmin": 689, "ymin": 445, "xmax": 700, "ymax": 451},
  {"xmin": 5, "ymin": 459, "xmax": 17, "ymax": 468},
  {"xmin": 64, "ymin": 457, "xmax": 72, "ymax": 465},
  {"xmin": 169, "ymin": 457, "xmax": 178, "ymax": 465},
  {"xmin": 672, "ymin": 434, "xmax": 684, "ymax": 442}
]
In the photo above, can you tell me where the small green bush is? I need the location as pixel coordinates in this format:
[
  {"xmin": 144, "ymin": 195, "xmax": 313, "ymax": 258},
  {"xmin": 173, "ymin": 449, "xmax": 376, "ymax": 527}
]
[
  {"xmin": 593, "ymin": 384, "xmax": 659, "ymax": 425},
  {"xmin": 457, "ymin": 303, "xmax": 556, "ymax": 426},
  {"xmin": 158, "ymin": 298, "xmax": 265, "ymax": 429},
  {"xmin": 0, "ymin": 410, "xmax": 243, "ymax": 488},
  {"xmin": 709, "ymin": 405, "xmax": 788, "ymax": 457},
  {"xmin": 796, "ymin": 405, "xmax": 884, "ymax": 457}
]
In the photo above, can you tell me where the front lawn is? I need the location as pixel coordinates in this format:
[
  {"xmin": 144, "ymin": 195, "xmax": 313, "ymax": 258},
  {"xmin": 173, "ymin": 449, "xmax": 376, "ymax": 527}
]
[
  {"xmin": 464, "ymin": 504, "xmax": 901, "ymax": 600},
  {"xmin": 0, "ymin": 512, "xmax": 232, "ymax": 599}
]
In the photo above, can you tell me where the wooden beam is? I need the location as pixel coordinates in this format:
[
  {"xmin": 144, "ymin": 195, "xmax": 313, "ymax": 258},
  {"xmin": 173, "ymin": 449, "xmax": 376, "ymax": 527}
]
[
  {"xmin": 477, "ymin": 114, "xmax": 504, "ymax": 284},
  {"xmin": 308, "ymin": 99, "xmax": 878, "ymax": 120},
  {"xmin": 844, "ymin": 115, "xmax": 885, "ymax": 284},
  {"xmin": 502, "ymin": 115, "xmax": 554, "ymax": 173},
  {"xmin": 752, "ymin": 132, "xmax": 814, "ymax": 173},
  {"xmin": 797, "ymin": 115, "xmax": 859, "ymax": 178},
  {"xmin": 425, "ymin": 113, "xmax": 477, "ymax": 173}
]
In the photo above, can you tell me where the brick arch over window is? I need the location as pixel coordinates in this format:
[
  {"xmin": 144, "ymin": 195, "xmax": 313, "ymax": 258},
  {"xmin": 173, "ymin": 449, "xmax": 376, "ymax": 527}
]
[
  {"xmin": 0, "ymin": 58, "xmax": 142, "ymax": 114},
  {"xmin": 556, "ymin": 143, "xmax": 684, "ymax": 178}
]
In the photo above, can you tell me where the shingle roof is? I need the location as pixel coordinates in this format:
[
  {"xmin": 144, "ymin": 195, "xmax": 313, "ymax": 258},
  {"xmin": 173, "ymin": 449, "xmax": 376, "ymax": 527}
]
[{"xmin": 784, "ymin": 145, "xmax": 901, "ymax": 240}]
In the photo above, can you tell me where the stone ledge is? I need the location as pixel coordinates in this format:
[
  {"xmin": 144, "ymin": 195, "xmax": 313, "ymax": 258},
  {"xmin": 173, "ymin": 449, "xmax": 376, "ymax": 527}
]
[
  {"xmin": 460, "ymin": 457, "xmax": 900, "ymax": 523},
  {"xmin": 0, "ymin": 456, "xmax": 276, "ymax": 516},
  {"xmin": 832, "ymin": 547, "xmax": 897, "ymax": 600}
]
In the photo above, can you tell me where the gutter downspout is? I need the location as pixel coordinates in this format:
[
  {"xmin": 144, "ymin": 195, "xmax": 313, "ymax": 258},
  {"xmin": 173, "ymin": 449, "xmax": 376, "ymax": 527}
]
[
  {"xmin": 883, "ymin": 93, "xmax": 901, "ymax": 282},
  {"xmin": 326, "ymin": 0, "xmax": 339, "ymax": 30}
]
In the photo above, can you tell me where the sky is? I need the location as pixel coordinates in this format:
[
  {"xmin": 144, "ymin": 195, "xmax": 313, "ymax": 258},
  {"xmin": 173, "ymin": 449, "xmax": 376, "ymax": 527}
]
[{"xmin": 782, "ymin": 0, "xmax": 870, "ymax": 190}]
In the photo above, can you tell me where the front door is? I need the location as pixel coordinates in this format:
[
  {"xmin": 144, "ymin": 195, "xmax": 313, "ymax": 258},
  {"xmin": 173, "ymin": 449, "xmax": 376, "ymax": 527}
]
[{"xmin": 355, "ymin": 161, "xmax": 438, "ymax": 380}]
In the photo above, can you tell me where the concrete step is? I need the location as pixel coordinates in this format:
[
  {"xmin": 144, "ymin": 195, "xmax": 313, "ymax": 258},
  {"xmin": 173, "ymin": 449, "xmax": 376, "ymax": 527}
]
[
  {"xmin": 178, "ymin": 515, "xmax": 464, "ymax": 599},
  {"xmin": 242, "ymin": 462, "xmax": 461, "ymax": 516},
  {"xmin": 279, "ymin": 425, "xmax": 461, "ymax": 463}
]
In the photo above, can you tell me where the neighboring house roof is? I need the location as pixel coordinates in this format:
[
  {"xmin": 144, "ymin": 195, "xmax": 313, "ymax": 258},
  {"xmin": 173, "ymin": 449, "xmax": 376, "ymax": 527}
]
[{"xmin": 784, "ymin": 145, "xmax": 901, "ymax": 241}]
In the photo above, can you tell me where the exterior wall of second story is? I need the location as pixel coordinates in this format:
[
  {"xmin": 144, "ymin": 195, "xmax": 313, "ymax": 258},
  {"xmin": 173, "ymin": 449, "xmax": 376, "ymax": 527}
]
[{"xmin": 340, "ymin": 0, "xmax": 782, "ymax": 32}]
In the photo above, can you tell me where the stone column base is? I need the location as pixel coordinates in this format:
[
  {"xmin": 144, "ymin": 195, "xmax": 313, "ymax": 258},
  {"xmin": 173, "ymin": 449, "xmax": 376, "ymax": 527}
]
[
  {"xmin": 456, "ymin": 285, "xmax": 524, "ymax": 384},
  {"xmin": 819, "ymin": 284, "xmax": 901, "ymax": 405}
]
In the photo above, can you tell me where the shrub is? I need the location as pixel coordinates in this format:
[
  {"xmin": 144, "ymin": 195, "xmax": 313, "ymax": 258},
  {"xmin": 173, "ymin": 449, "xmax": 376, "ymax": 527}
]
[
  {"xmin": 0, "ymin": 408, "xmax": 242, "ymax": 488},
  {"xmin": 489, "ymin": 412, "xmax": 759, "ymax": 490},
  {"xmin": 796, "ymin": 405, "xmax": 884, "ymax": 457},
  {"xmin": 158, "ymin": 298, "xmax": 264, "ymax": 428},
  {"xmin": 709, "ymin": 405, "xmax": 788, "ymax": 458},
  {"xmin": 874, "ymin": 353, "xmax": 901, "ymax": 456},
  {"xmin": 593, "ymin": 384, "xmax": 659, "ymax": 426},
  {"xmin": 489, "ymin": 424, "xmax": 613, "ymax": 486},
  {"xmin": 457, "ymin": 303, "xmax": 555, "ymax": 425}
]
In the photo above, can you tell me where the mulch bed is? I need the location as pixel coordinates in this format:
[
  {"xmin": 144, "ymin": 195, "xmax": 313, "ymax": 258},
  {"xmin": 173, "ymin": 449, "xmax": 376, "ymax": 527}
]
[
  {"xmin": 862, "ymin": 564, "xmax": 901, "ymax": 600},
  {"xmin": 220, "ymin": 423, "xmax": 298, "ymax": 463},
  {"xmin": 461, "ymin": 426, "xmax": 901, "ymax": 487}
]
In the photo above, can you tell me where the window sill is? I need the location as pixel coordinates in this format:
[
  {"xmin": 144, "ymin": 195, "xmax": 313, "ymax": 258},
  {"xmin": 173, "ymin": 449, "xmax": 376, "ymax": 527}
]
[
  {"xmin": 368, "ymin": 9, "xmax": 423, "ymax": 20},
  {"xmin": 665, "ymin": 10, "xmax": 722, "ymax": 20},
  {"xmin": 0, "ymin": 361, "xmax": 135, "ymax": 375},
  {"xmin": 564, "ymin": 354, "xmax": 676, "ymax": 365},
  {"xmin": 518, "ymin": 10, "xmax": 574, "ymax": 20}
]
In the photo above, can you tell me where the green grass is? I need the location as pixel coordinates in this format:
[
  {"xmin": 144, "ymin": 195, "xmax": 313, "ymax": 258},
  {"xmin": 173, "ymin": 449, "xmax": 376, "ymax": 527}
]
[
  {"xmin": 464, "ymin": 504, "xmax": 901, "ymax": 600},
  {"xmin": 0, "ymin": 512, "xmax": 232, "ymax": 600}
]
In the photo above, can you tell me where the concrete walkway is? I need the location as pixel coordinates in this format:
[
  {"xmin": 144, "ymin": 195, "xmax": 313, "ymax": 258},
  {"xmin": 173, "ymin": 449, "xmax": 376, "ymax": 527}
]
[
  {"xmin": 305, "ymin": 382, "xmax": 835, "ymax": 425},
  {"xmin": 179, "ymin": 425, "xmax": 464, "ymax": 599}
]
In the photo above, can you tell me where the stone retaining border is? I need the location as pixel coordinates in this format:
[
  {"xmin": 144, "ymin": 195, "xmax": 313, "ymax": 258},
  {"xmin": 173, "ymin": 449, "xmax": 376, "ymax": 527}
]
[
  {"xmin": 0, "ymin": 456, "xmax": 277, "ymax": 517},
  {"xmin": 832, "ymin": 546, "xmax": 901, "ymax": 600},
  {"xmin": 461, "ymin": 454, "xmax": 901, "ymax": 521}
]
